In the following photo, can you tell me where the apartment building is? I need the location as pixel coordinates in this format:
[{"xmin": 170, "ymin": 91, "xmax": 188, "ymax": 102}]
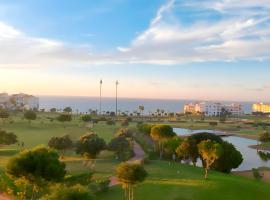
[
  {"xmin": 0, "ymin": 93, "xmax": 39, "ymax": 110},
  {"xmin": 184, "ymin": 101, "xmax": 243, "ymax": 116},
  {"xmin": 252, "ymin": 103, "xmax": 270, "ymax": 113}
]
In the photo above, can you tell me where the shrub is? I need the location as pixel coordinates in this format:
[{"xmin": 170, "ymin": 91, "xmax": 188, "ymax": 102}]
[
  {"xmin": 88, "ymin": 179, "xmax": 110, "ymax": 194},
  {"xmin": 106, "ymin": 119, "xmax": 115, "ymax": 125},
  {"xmin": 252, "ymin": 168, "xmax": 263, "ymax": 180},
  {"xmin": 41, "ymin": 184, "xmax": 93, "ymax": 200}
]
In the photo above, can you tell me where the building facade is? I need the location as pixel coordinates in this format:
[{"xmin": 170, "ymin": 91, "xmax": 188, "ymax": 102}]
[
  {"xmin": 252, "ymin": 103, "xmax": 270, "ymax": 113},
  {"xmin": 0, "ymin": 93, "xmax": 39, "ymax": 110},
  {"xmin": 184, "ymin": 101, "xmax": 243, "ymax": 116}
]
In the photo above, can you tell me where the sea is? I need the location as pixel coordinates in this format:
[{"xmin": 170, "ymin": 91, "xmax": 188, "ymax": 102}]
[{"xmin": 39, "ymin": 96, "xmax": 254, "ymax": 114}]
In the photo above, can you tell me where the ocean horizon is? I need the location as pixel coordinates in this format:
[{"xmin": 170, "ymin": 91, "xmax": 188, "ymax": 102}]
[{"xmin": 38, "ymin": 95, "xmax": 254, "ymax": 114}]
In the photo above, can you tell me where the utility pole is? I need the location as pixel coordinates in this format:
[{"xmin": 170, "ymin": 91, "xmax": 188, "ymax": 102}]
[
  {"xmin": 99, "ymin": 79, "xmax": 102, "ymax": 115},
  {"xmin": 115, "ymin": 80, "xmax": 119, "ymax": 117}
]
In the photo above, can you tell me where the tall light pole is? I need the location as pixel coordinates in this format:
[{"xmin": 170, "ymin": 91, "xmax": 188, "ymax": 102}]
[
  {"xmin": 115, "ymin": 80, "xmax": 119, "ymax": 117},
  {"xmin": 99, "ymin": 79, "xmax": 102, "ymax": 115}
]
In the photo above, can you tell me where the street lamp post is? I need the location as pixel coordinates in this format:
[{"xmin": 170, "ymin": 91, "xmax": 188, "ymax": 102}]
[
  {"xmin": 99, "ymin": 79, "xmax": 102, "ymax": 115},
  {"xmin": 116, "ymin": 80, "xmax": 119, "ymax": 117}
]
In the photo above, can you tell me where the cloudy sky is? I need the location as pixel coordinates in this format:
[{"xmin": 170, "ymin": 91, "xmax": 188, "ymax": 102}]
[{"xmin": 0, "ymin": 0, "xmax": 270, "ymax": 101}]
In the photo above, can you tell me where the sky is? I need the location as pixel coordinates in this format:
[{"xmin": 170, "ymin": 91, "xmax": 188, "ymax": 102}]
[{"xmin": 0, "ymin": 0, "xmax": 270, "ymax": 101}]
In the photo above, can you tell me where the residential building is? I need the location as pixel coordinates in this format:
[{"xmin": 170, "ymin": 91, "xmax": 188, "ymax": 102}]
[
  {"xmin": 0, "ymin": 93, "xmax": 9, "ymax": 104},
  {"xmin": 225, "ymin": 103, "xmax": 243, "ymax": 116},
  {"xmin": 184, "ymin": 101, "xmax": 243, "ymax": 116},
  {"xmin": 252, "ymin": 103, "xmax": 270, "ymax": 113},
  {"xmin": 11, "ymin": 93, "xmax": 39, "ymax": 110}
]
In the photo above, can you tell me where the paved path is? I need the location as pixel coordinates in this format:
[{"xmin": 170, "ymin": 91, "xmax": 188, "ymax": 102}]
[
  {"xmin": 109, "ymin": 141, "xmax": 145, "ymax": 187},
  {"xmin": 0, "ymin": 195, "xmax": 10, "ymax": 200}
]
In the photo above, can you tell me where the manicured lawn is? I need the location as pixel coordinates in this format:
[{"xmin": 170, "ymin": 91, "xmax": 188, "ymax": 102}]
[{"xmin": 97, "ymin": 160, "xmax": 270, "ymax": 200}]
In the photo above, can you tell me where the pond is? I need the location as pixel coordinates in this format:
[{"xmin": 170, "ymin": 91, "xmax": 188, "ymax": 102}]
[{"xmin": 174, "ymin": 128, "xmax": 270, "ymax": 171}]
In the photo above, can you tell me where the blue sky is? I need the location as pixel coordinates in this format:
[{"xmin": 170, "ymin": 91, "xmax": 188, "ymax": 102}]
[{"xmin": 0, "ymin": 0, "xmax": 270, "ymax": 101}]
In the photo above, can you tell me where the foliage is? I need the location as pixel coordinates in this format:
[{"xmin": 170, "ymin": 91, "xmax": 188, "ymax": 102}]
[
  {"xmin": 63, "ymin": 107, "xmax": 72, "ymax": 113},
  {"xmin": 57, "ymin": 114, "xmax": 72, "ymax": 122},
  {"xmin": 64, "ymin": 172, "xmax": 93, "ymax": 186},
  {"xmin": 176, "ymin": 139, "xmax": 198, "ymax": 166},
  {"xmin": 0, "ymin": 129, "xmax": 17, "ymax": 145},
  {"xmin": 0, "ymin": 109, "xmax": 9, "ymax": 122},
  {"xmin": 209, "ymin": 121, "xmax": 218, "ymax": 127},
  {"xmin": 116, "ymin": 162, "xmax": 147, "ymax": 200},
  {"xmin": 115, "ymin": 128, "xmax": 134, "ymax": 138},
  {"xmin": 121, "ymin": 119, "xmax": 129, "ymax": 127},
  {"xmin": 108, "ymin": 136, "xmax": 133, "ymax": 161},
  {"xmin": 50, "ymin": 108, "xmax": 57, "ymax": 112},
  {"xmin": 41, "ymin": 184, "xmax": 93, "ymax": 200},
  {"xmin": 252, "ymin": 168, "xmax": 263, "ymax": 180},
  {"xmin": 76, "ymin": 132, "xmax": 106, "ymax": 159},
  {"xmin": 257, "ymin": 151, "xmax": 270, "ymax": 162},
  {"xmin": 163, "ymin": 136, "xmax": 182, "ymax": 160},
  {"xmin": 188, "ymin": 132, "xmax": 223, "ymax": 144},
  {"xmin": 150, "ymin": 125, "xmax": 175, "ymax": 159},
  {"xmin": 137, "ymin": 123, "xmax": 153, "ymax": 135},
  {"xmin": 23, "ymin": 110, "xmax": 37, "ymax": 123},
  {"xmin": 6, "ymin": 146, "xmax": 66, "ymax": 182},
  {"xmin": 259, "ymin": 131, "xmax": 270, "ymax": 142},
  {"xmin": 88, "ymin": 178, "xmax": 110, "ymax": 194},
  {"xmin": 198, "ymin": 140, "xmax": 222, "ymax": 179},
  {"xmin": 48, "ymin": 135, "xmax": 73, "ymax": 156},
  {"xmin": 106, "ymin": 119, "xmax": 115, "ymax": 125},
  {"xmin": 81, "ymin": 114, "xmax": 92, "ymax": 122},
  {"xmin": 212, "ymin": 141, "xmax": 243, "ymax": 173}
]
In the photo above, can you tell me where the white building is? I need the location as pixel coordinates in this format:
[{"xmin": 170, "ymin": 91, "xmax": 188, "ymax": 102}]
[
  {"xmin": 10, "ymin": 93, "xmax": 39, "ymax": 110},
  {"xmin": 0, "ymin": 93, "xmax": 9, "ymax": 104},
  {"xmin": 184, "ymin": 101, "xmax": 243, "ymax": 116}
]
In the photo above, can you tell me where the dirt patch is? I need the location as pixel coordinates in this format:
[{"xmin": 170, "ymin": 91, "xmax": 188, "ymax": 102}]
[{"xmin": 233, "ymin": 170, "xmax": 270, "ymax": 183}]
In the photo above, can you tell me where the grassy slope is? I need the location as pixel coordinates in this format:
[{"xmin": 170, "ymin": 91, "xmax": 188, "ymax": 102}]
[{"xmin": 97, "ymin": 160, "xmax": 270, "ymax": 200}]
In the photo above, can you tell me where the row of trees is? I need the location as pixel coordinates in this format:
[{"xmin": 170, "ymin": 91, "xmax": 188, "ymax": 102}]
[{"xmin": 137, "ymin": 123, "xmax": 243, "ymax": 178}]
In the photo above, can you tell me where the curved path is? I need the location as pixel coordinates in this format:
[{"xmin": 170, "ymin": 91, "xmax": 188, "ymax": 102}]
[{"xmin": 109, "ymin": 141, "xmax": 145, "ymax": 186}]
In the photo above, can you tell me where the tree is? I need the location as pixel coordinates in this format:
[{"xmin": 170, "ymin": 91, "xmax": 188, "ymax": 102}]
[
  {"xmin": 63, "ymin": 107, "xmax": 72, "ymax": 114},
  {"xmin": 138, "ymin": 105, "xmax": 144, "ymax": 116},
  {"xmin": 48, "ymin": 135, "xmax": 73, "ymax": 158},
  {"xmin": 108, "ymin": 136, "xmax": 133, "ymax": 161},
  {"xmin": 219, "ymin": 108, "xmax": 230, "ymax": 122},
  {"xmin": 0, "ymin": 129, "xmax": 17, "ymax": 146},
  {"xmin": 0, "ymin": 109, "xmax": 9, "ymax": 123},
  {"xmin": 57, "ymin": 114, "xmax": 72, "ymax": 128},
  {"xmin": 150, "ymin": 125, "xmax": 176, "ymax": 159},
  {"xmin": 50, "ymin": 108, "xmax": 57, "ymax": 113},
  {"xmin": 259, "ymin": 131, "xmax": 270, "ymax": 142},
  {"xmin": 76, "ymin": 133, "xmax": 106, "ymax": 169},
  {"xmin": 212, "ymin": 141, "xmax": 243, "ymax": 173},
  {"xmin": 81, "ymin": 114, "xmax": 92, "ymax": 123},
  {"xmin": 6, "ymin": 146, "xmax": 66, "ymax": 199},
  {"xmin": 198, "ymin": 140, "xmax": 222, "ymax": 179},
  {"xmin": 116, "ymin": 162, "xmax": 147, "ymax": 200},
  {"xmin": 137, "ymin": 123, "xmax": 153, "ymax": 135},
  {"xmin": 176, "ymin": 139, "xmax": 198, "ymax": 166},
  {"xmin": 24, "ymin": 110, "xmax": 37, "ymax": 124},
  {"xmin": 41, "ymin": 184, "xmax": 93, "ymax": 200},
  {"xmin": 188, "ymin": 132, "xmax": 223, "ymax": 144},
  {"xmin": 163, "ymin": 136, "xmax": 182, "ymax": 160}
]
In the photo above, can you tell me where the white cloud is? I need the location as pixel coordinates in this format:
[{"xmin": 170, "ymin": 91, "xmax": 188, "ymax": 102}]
[{"xmin": 0, "ymin": 0, "xmax": 270, "ymax": 67}]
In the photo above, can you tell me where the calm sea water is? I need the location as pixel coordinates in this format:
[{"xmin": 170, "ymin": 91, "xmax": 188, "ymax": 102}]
[{"xmin": 39, "ymin": 96, "xmax": 253, "ymax": 114}]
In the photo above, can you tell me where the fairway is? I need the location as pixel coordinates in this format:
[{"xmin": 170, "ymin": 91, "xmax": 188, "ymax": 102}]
[{"xmin": 96, "ymin": 161, "xmax": 270, "ymax": 200}]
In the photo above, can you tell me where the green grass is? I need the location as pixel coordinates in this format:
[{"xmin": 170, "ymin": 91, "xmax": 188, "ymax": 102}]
[{"xmin": 96, "ymin": 160, "xmax": 270, "ymax": 200}]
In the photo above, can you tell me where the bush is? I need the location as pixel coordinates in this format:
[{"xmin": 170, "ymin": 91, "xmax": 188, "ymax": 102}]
[
  {"xmin": 259, "ymin": 131, "xmax": 270, "ymax": 142},
  {"xmin": 41, "ymin": 184, "xmax": 93, "ymax": 200},
  {"xmin": 252, "ymin": 168, "xmax": 263, "ymax": 180},
  {"xmin": 64, "ymin": 172, "xmax": 93, "ymax": 186},
  {"xmin": 106, "ymin": 119, "xmax": 115, "ymax": 125},
  {"xmin": 88, "ymin": 179, "xmax": 110, "ymax": 194},
  {"xmin": 81, "ymin": 115, "xmax": 92, "ymax": 122},
  {"xmin": 137, "ymin": 123, "xmax": 153, "ymax": 135},
  {"xmin": 121, "ymin": 120, "xmax": 129, "ymax": 127}
]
